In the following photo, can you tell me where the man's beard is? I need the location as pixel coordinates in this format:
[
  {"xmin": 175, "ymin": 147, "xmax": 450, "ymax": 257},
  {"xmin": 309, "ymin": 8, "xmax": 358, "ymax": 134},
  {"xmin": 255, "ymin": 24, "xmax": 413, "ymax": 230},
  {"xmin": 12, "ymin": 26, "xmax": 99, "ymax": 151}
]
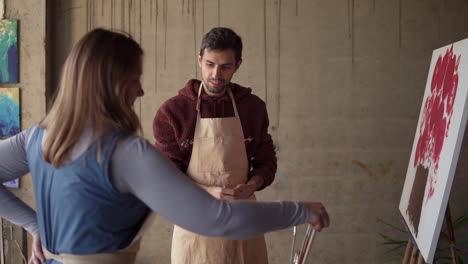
[{"xmin": 205, "ymin": 78, "xmax": 227, "ymax": 94}]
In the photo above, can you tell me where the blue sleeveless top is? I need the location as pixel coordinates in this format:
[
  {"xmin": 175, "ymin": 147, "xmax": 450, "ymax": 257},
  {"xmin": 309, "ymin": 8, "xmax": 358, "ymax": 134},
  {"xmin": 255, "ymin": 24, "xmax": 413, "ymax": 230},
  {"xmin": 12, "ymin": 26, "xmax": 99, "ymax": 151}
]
[{"xmin": 26, "ymin": 128, "xmax": 149, "ymax": 263}]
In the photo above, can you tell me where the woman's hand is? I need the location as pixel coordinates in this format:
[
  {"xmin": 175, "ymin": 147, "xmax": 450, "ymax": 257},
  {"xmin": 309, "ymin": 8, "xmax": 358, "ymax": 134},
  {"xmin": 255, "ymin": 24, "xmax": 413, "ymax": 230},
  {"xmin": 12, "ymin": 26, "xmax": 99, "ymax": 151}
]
[
  {"xmin": 303, "ymin": 202, "xmax": 330, "ymax": 231},
  {"xmin": 28, "ymin": 233, "xmax": 45, "ymax": 264}
]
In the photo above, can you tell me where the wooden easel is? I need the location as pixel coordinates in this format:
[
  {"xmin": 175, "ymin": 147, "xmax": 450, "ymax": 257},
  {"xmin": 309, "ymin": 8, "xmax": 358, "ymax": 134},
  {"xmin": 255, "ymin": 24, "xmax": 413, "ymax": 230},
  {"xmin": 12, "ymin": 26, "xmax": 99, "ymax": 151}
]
[{"xmin": 402, "ymin": 204, "xmax": 458, "ymax": 264}]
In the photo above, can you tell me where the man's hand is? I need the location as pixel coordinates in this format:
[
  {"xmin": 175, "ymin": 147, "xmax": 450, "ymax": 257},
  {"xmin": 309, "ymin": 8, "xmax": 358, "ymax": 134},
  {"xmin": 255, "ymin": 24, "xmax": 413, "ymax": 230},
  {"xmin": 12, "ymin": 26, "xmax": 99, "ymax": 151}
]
[
  {"xmin": 28, "ymin": 233, "xmax": 45, "ymax": 264},
  {"xmin": 199, "ymin": 184, "xmax": 255, "ymax": 200},
  {"xmin": 224, "ymin": 174, "xmax": 264, "ymax": 200},
  {"xmin": 303, "ymin": 202, "xmax": 330, "ymax": 232},
  {"xmin": 198, "ymin": 175, "xmax": 264, "ymax": 200},
  {"xmin": 222, "ymin": 183, "xmax": 257, "ymax": 200},
  {"xmin": 197, "ymin": 184, "xmax": 235, "ymax": 200}
]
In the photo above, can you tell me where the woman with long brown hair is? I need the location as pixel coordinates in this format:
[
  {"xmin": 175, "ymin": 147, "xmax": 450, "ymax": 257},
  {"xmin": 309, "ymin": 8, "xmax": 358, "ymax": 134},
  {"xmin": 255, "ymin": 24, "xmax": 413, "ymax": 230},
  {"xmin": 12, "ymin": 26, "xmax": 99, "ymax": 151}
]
[{"xmin": 0, "ymin": 28, "xmax": 329, "ymax": 264}]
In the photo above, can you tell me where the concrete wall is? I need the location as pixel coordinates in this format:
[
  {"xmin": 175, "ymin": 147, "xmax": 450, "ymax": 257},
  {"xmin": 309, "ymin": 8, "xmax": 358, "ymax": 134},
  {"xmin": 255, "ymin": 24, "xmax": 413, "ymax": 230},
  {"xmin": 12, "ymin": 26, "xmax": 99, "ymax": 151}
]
[
  {"xmin": 46, "ymin": 0, "xmax": 468, "ymax": 263},
  {"xmin": 4, "ymin": 0, "xmax": 46, "ymax": 206},
  {"xmin": 1, "ymin": 0, "xmax": 46, "ymax": 263}
]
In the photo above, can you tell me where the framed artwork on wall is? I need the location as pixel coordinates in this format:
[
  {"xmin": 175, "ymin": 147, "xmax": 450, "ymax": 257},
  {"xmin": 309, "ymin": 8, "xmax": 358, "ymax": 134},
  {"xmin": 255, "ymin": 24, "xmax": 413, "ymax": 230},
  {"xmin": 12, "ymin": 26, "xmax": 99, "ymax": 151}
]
[
  {"xmin": 0, "ymin": 87, "xmax": 20, "ymax": 138},
  {"xmin": 0, "ymin": 19, "xmax": 18, "ymax": 84},
  {"xmin": 399, "ymin": 38, "xmax": 468, "ymax": 262},
  {"xmin": 0, "ymin": 87, "xmax": 20, "ymax": 189}
]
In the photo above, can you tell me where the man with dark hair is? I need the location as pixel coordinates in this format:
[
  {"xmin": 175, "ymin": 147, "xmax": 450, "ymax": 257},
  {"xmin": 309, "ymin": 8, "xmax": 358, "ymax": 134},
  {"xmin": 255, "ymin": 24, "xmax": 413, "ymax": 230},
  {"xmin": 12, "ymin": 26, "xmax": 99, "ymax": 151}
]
[{"xmin": 153, "ymin": 27, "xmax": 274, "ymax": 264}]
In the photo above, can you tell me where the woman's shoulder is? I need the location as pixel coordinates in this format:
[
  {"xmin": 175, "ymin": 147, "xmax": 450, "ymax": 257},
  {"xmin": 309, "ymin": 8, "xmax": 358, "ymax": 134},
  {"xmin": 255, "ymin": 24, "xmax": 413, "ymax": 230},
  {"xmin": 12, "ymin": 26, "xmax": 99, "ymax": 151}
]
[
  {"xmin": 22, "ymin": 124, "xmax": 42, "ymax": 149},
  {"xmin": 114, "ymin": 135, "xmax": 154, "ymax": 156}
]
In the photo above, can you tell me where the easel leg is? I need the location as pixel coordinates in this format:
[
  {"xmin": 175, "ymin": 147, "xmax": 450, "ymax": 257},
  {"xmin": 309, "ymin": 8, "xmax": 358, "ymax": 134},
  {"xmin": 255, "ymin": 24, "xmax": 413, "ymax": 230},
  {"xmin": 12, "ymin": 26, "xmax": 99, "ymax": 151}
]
[
  {"xmin": 445, "ymin": 204, "xmax": 458, "ymax": 264},
  {"xmin": 403, "ymin": 240, "xmax": 413, "ymax": 264},
  {"xmin": 403, "ymin": 240, "xmax": 425, "ymax": 264},
  {"xmin": 417, "ymin": 253, "xmax": 424, "ymax": 264},
  {"xmin": 410, "ymin": 246, "xmax": 419, "ymax": 264}
]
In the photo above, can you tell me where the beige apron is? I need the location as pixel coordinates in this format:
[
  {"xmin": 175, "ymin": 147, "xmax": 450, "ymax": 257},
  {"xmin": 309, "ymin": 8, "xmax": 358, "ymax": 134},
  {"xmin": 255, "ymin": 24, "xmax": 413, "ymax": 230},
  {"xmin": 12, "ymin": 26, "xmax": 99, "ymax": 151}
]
[
  {"xmin": 42, "ymin": 213, "xmax": 156, "ymax": 264},
  {"xmin": 171, "ymin": 83, "xmax": 268, "ymax": 264}
]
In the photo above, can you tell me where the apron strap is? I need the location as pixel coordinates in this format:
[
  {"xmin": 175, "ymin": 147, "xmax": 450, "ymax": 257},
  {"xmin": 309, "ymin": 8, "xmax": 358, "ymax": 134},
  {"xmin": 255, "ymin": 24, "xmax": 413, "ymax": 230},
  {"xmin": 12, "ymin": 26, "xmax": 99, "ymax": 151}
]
[
  {"xmin": 42, "ymin": 244, "xmax": 139, "ymax": 264},
  {"xmin": 41, "ymin": 213, "xmax": 155, "ymax": 264},
  {"xmin": 197, "ymin": 82, "xmax": 239, "ymax": 117},
  {"xmin": 227, "ymin": 88, "xmax": 239, "ymax": 117},
  {"xmin": 196, "ymin": 82, "xmax": 204, "ymax": 114}
]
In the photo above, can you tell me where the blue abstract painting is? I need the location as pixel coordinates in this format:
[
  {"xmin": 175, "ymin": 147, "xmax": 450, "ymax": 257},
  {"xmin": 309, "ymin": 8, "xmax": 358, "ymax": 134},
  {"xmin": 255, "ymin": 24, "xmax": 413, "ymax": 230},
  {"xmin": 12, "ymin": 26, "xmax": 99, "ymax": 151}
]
[
  {"xmin": 0, "ymin": 19, "xmax": 18, "ymax": 84},
  {"xmin": 0, "ymin": 88, "xmax": 20, "ymax": 138}
]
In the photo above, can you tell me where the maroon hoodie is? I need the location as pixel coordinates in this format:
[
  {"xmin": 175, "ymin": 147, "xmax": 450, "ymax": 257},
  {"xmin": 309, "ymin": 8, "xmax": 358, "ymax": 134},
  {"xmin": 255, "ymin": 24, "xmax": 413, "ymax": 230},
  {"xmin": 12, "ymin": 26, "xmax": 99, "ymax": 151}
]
[{"xmin": 153, "ymin": 79, "xmax": 277, "ymax": 190}]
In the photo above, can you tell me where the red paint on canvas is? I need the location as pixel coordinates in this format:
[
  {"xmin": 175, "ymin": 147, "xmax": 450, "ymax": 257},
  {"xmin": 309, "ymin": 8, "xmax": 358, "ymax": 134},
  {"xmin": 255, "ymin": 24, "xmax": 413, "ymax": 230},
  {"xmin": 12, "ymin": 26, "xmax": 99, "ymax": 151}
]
[{"xmin": 414, "ymin": 45, "xmax": 461, "ymax": 201}]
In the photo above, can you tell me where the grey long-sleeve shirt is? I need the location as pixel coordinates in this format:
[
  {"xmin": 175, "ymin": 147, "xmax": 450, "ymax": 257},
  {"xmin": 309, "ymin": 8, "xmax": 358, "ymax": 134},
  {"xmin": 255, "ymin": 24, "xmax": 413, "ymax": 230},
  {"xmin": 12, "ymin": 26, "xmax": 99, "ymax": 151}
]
[{"xmin": 0, "ymin": 126, "xmax": 309, "ymax": 240}]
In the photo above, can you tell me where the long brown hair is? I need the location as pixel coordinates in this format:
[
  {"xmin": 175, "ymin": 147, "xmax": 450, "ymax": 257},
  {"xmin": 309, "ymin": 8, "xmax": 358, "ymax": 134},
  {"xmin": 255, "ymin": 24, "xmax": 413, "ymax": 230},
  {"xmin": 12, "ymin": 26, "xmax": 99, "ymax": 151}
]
[{"xmin": 41, "ymin": 28, "xmax": 143, "ymax": 167}]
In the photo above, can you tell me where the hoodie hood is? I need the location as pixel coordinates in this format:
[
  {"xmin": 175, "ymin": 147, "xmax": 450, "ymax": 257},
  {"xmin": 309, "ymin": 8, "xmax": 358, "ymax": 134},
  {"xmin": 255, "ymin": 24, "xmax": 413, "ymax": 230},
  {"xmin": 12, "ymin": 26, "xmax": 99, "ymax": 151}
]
[{"xmin": 178, "ymin": 79, "xmax": 253, "ymax": 102}]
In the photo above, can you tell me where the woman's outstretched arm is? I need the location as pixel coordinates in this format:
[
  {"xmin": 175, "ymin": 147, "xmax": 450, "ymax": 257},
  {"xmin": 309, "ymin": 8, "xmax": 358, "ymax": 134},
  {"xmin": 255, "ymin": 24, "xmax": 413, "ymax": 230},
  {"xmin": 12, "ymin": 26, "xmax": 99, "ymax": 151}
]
[{"xmin": 110, "ymin": 136, "xmax": 319, "ymax": 240}]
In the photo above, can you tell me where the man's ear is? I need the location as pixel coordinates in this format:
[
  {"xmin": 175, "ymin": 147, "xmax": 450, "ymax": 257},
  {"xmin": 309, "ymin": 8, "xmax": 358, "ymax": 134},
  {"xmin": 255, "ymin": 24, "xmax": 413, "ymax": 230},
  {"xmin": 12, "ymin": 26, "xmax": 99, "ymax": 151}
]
[
  {"xmin": 235, "ymin": 59, "xmax": 242, "ymax": 71},
  {"xmin": 198, "ymin": 55, "xmax": 202, "ymax": 67}
]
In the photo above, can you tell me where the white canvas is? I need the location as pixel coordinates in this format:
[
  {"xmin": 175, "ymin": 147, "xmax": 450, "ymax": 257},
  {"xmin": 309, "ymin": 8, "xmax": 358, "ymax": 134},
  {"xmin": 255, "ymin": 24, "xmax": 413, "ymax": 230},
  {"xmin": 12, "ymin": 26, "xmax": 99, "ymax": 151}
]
[{"xmin": 399, "ymin": 38, "xmax": 468, "ymax": 263}]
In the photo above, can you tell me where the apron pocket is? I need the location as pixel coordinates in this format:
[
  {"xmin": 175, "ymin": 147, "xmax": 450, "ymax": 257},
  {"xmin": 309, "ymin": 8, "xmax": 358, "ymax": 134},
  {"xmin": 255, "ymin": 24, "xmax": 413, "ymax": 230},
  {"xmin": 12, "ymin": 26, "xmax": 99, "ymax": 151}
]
[{"xmin": 197, "ymin": 136, "xmax": 246, "ymax": 172}]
